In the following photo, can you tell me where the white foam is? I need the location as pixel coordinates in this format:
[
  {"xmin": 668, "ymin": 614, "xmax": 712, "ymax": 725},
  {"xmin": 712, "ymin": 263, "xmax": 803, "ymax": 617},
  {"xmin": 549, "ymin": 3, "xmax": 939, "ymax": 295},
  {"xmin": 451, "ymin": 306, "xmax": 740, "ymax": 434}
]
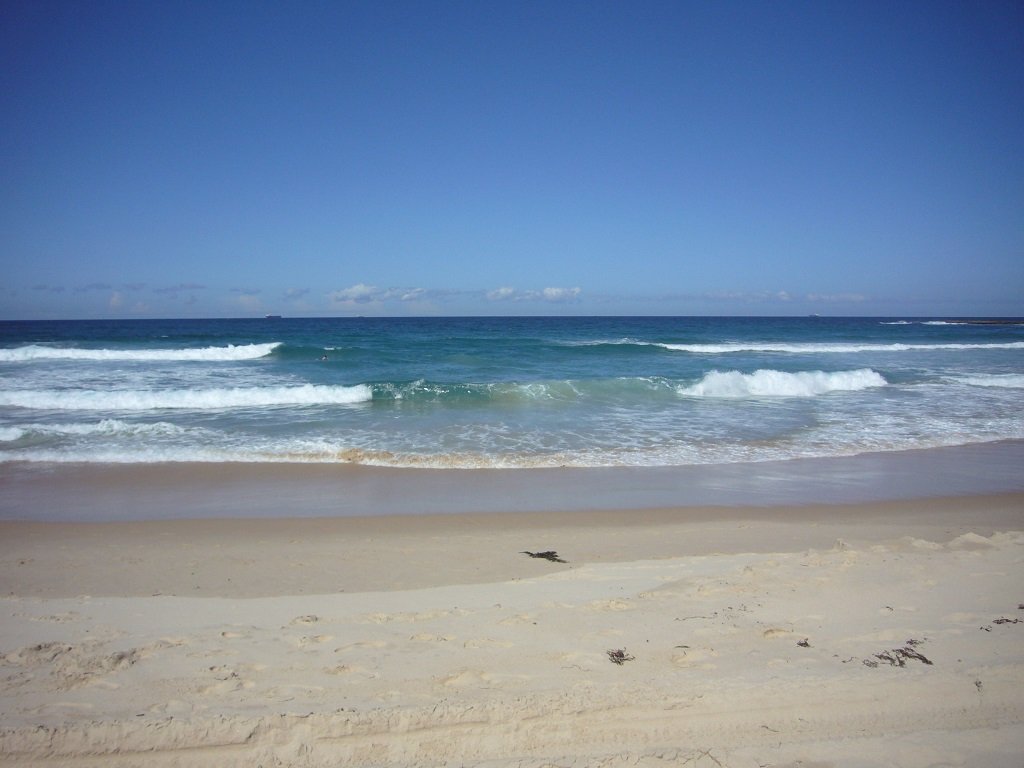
[
  {"xmin": 954, "ymin": 374, "xmax": 1024, "ymax": 389},
  {"xmin": 880, "ymin": 320, "xmax": 968, "ymax": 326},
  {"xmin": 656, "ymin": 341, "xmax": 1024, "ymax": 354},
  {"xmin": 678, "ymin": 369, "xmax": 887, "ymax": 398},
  {"xmin": 7, "ymin": 419, "xmax": 189, "ymax": 437},
  {"xmin": 0, "ymin": 384, "xmax": 373, "ymax": 411},
  {"xmin": 3, "ymin": 447, "xmax": 239, "ymax": 464},
  {"xmin": 0, "ymin": 426, "xmax": 25, "ymax": 442},
  {"xmin": 0, "ymin": 342, "xmax": 282, "ymax": 362}
]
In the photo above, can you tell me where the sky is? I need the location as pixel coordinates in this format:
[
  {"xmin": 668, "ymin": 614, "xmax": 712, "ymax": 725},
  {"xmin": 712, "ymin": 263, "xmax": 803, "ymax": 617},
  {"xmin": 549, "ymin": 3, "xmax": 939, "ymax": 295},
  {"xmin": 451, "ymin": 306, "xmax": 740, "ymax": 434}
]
[{"xmin": 2, "ymin": 0, "xmax": 1022, "ymax": 319}]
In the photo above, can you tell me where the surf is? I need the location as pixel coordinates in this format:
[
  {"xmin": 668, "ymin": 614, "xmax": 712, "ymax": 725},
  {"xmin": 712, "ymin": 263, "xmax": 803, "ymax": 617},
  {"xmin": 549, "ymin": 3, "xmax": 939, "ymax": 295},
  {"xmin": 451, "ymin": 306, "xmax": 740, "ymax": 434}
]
[
  {"xmin": 678, "ymin": 368, "xmax": 888, "ymax": 398},
  {"xmin": 0, "ymin": 383, "xmax": 373, "ymax": 411},
  {"xmin": 0, "ymin": 342, "xmax": 282, "ymax": 362}
]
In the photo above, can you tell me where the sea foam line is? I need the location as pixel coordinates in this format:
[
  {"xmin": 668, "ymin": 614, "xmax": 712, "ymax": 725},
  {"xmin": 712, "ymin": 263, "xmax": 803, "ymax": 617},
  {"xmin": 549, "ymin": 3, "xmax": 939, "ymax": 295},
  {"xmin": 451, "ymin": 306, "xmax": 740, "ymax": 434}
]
[
  {"xmin": 564, "ymin": 338, "xmax": 1024, "ymax": 354},
  {"xmin": 0, "ymin": 342, "xmax": 282, "ymax": 362},
  {"xmin": 953, "ymin": 374, "xmax": 1024, "ymax": 389},
  {"xmin": 0, "ymin": 384, "xmax": 373, "ymax": 411},
  {"xmin": 0, "ymin": 420, "xmax": 190, "ymax": 441},
  {"xmin": 678, "ymin": 368, "xmax": 887, "ymax": 398},
  {"xmin": 655, "ymin": 341, "xmax": 1024, "ymax": 354}
]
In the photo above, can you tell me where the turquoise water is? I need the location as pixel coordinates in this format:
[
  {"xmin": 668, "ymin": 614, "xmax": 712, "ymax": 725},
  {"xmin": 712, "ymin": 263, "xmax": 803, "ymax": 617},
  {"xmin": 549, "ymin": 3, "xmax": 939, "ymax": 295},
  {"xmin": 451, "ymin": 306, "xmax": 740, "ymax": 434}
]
[{"xmin": 1, "ymin": 316, "xmax": 1022, "ymax": 468}]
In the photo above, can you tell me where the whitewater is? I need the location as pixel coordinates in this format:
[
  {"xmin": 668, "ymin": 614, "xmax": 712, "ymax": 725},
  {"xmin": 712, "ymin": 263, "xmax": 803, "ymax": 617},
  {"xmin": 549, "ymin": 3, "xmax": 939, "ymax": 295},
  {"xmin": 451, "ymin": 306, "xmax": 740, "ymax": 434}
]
[{"xmin": 0, "ymin": 316, "xmax": 1021, "ymax": 468}]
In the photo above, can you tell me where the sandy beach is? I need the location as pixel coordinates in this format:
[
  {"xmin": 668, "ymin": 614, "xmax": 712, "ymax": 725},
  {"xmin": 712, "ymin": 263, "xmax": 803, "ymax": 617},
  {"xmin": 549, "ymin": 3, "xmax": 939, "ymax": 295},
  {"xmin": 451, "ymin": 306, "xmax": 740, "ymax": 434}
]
[{"xmin": 1, "ymin": 462, "xmax": 1023, "ymax": 766}]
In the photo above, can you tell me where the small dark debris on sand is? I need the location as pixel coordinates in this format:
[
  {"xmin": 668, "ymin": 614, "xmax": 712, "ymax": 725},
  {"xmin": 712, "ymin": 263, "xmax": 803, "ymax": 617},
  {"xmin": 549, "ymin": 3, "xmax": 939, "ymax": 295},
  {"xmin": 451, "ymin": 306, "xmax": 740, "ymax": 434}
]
[
  {"xmin": 981, "ymin": 616, "xmax": 1022, "ymax": 631},
  {"xmin": 521, "ymin": 550, "xmax": 567, "ymax": 563},
  {"xmin": 863, "ymin": 639, "xmax": 932, "ymax": 668},
  {"xmin": 607, "ymin": 648, "xmax": 635, "ymax": 665},
  {"xmin": 797, "ymin": 638, "xmax": 811, "ymax": 648}
]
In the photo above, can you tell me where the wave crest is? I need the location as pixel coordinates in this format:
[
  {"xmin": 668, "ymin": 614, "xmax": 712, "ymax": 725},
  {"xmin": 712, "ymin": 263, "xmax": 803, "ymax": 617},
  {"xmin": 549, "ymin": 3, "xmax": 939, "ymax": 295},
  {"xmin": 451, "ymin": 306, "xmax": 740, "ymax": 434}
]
[
  {"xmin": 0, "ymin": 384, "xmax": 373, "ymax": 411},
  {"xmin": 657, "ymin": 341, "xmax": 1024, "ymax": 354},
  {"xmin": 0, "ymin": 342, "xmax": 282, "ymax": 362},
  {"xmin": 678, "ymin": 368, "xmax": 887, "ymax": 398}
]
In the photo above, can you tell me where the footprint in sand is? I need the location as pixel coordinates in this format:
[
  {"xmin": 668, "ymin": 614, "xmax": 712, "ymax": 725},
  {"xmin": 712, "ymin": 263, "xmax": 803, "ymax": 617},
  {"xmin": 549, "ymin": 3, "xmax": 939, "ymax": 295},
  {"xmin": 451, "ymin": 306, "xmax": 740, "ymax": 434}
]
[
  {"xmin": 410, "ymin": 633, "xmax": 456, "ymax": 643},
  {"xmin": 6, "ymin": 643, "xmax": 143, "ymax": 690},
  {"xmin": 285, "ymin": 634, "xmax": 335, "ymax": 649},
  {"xmin": 325, "ymin": 664, "xmax": 377, "ymax": 678},
  {"xmin": 584, "ymin": 599, "xmax": 633, "ymax": 612},
  {"xmin": 440, "ymin": 668, "xmax": 493, "ymax": 687},
  {"xmin": 148, "ymin": 699, "xmax": 194, "ymax": 716},
  {"xmin": 334, "ymin": 639, "xmax": 389, "ymax": 653},
  {"xmin": 30, "ymin": 612, "xmax": 80, "ymax": 623},
  {"xmin": 498, "ymin": 613, "xmax": 537, "ymax": 626},
  {"xmin": 199, "ymin": 666, "xmax": 252, "ymax": 695},
  {"xmin": 360, "ymin": 608, "xmax": 470, "ymax": 624},
  {"xmin": 267, "ymin": 683, "xmax": 325, "ymax": 702},
  {"xmin": 670, "ymin": 647, "xmax": 718, "ymax": 669},
  {"xmin": 463, "ymin": 637, "xmax": 514, "ymax": 649},
  {"xmin": 553, "ymin": 650, "xmax": 602, "ymax": 667}
]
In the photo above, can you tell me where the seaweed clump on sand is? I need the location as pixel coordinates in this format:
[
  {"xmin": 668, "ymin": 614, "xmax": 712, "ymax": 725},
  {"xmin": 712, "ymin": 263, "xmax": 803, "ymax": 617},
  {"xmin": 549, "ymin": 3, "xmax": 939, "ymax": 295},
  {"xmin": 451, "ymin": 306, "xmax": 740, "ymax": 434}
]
[
  {"xmin": 607, "ymin": 648, "xmax": 635, "ymax": 665},
  {"xmin": 863, "ymin": 638, "xmax": 933, "ymax": 668},
  {"xmin": 521, "ymin": 550, "xmax": 567, "ymax": 563}
]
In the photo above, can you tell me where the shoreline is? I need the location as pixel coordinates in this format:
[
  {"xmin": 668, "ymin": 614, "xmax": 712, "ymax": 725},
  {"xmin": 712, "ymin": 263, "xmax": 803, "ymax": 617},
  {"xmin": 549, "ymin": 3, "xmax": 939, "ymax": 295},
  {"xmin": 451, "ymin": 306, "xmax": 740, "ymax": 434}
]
[{"xmin": 3, "ymin": 439, "xmax": 1024, "ymax": 522}]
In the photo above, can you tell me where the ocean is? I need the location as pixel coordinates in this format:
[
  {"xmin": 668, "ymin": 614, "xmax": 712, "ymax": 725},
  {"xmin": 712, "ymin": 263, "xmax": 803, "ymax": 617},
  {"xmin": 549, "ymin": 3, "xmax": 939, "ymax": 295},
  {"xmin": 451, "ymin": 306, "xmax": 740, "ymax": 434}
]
[{"xmin": 2, "ymin": 315, "xmax": 1022, "ymax": 470}]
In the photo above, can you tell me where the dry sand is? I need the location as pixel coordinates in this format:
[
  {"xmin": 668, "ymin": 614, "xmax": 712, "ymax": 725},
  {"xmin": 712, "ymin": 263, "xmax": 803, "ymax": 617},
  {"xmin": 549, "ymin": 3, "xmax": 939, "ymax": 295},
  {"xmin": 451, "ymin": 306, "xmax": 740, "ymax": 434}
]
[{"xmin": 1, "ymin": 487, "xmax": 1023, "ymax": 766}]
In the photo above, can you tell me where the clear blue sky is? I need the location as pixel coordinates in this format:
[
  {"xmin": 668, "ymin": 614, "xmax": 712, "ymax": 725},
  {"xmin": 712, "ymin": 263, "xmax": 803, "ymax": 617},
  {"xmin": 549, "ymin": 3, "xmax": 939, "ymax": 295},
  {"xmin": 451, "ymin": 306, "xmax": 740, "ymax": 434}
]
[{"xmin": 2, "ymin": 0, "xmax": 1022, "ymax": 319}]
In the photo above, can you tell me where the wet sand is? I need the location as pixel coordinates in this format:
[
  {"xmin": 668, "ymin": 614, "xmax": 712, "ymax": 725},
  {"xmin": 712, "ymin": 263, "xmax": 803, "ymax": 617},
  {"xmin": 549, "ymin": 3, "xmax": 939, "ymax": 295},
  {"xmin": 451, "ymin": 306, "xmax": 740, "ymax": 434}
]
[{"xmin": 3, "ymin": 439, "xmax": 1024, "ymax": 522}]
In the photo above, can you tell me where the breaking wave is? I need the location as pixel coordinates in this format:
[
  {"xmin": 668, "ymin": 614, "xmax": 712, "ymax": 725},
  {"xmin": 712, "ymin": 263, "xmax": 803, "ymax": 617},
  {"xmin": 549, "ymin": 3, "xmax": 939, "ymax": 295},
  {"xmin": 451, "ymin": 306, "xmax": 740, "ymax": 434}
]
[
  {"xmin": 568, "ymin": 339, "xmax": 1024, "ymax": 354},
  {"xmin": 654, "ymin": 341, "xmax": 1024, "ymax": 354},
  {"xmin": 0, "ymin": 384, "xmax": 373, "ymax": 411},
  {"xmin": 0, "ymin": 342, "xmax": 282, "ymax": 362},
  {"xmin": 678, "ymin": 368, "xmax": 887, "ymax": 398}
]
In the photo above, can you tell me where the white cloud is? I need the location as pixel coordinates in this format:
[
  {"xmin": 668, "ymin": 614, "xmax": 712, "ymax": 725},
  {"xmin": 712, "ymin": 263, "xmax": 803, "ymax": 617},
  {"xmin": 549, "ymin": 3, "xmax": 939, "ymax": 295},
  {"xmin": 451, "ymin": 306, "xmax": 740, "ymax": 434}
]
[
  {"xmin": 700, "ymin": 290, "xmax": 794, "ymax": 304},
  {"xmin": 487, "ymin": 286, "xmax": 582, "ymax": 302},
  {"xmin": 108, "ymin": 291, "xmax": 123, "ymax": 309},
  {"xmin": 487, "ymin": 286, "xmax": 517, "ymax": 301},
  {"xmin": 807, "ymin": 292, "xmax": 867, "ymax": 303},
  {"xmin": 154, "ymin": 282, "xmax": 206, "ymax": 295},
  {"xmin": 327, "ymin": 284, "xmax": 436, "ymax": 307},
  {"xmin": 541, "ymin": 286, "xmax": 582, "ymax": 302},
  {"xmin": 697, "ymin": 289, "xmax": 869, "ymax": 306},
  {"xmin": 328, "ymin": 283, "xmax": 381, "ymax": 304}
]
